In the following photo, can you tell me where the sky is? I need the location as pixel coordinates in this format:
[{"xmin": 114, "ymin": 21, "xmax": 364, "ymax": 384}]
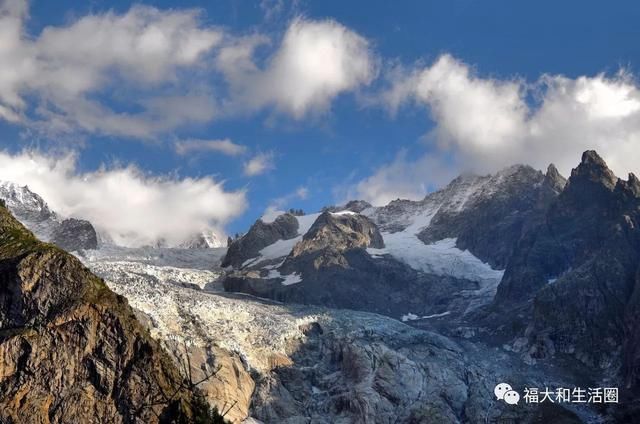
[{"xmin": 1, "ymin": 0, "xmax": 640, "ymax": 245}]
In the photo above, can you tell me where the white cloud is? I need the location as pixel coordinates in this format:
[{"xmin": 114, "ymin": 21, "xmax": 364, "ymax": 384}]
[
  {"xmin": 354, "ymin": 54, "xmax": 640, "ymax": 204},
  {"xmin": 262, "ymin": 185, "xmax": 309, "ymax": 221},
  {"xmin": 216, "ymin": 17, "xmax": 376, "ymax": 118},
  {"xmin": 0, "ymin": 150, "xmax": 247, "ymax": 247},
  {"xmin": 243, "ymin": 152, "xmax": 275, "ymax": 176},
  {"xmin": 175, "ymin": 138, "xmax": 247, "ymax": 156},
  {"xmin": 344, "ymin": 150, "xmax": 458, "ymax": 206},
  {"xmin": 0, "ymin": 3, "xmax": 378, "ymax": 136},
  {"xmin": 295, "ymin": 186, "xmax": 309, "ymax": 199},
  {"xmin": 0, "ymin": 1, "xmax": 221, "ymax": 137}
]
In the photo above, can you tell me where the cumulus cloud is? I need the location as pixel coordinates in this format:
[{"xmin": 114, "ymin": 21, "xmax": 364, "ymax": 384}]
[
  {"xmin": 354, "ymin": 54, "xmax": 640, "ymax": 204},
  {"xmin": 216, "ymin": 18, "xmax": 376, "ymax": 118},
  {"xmin": 0, "ymin": 150, "xmax": 247, "ymax": 247},
  {"xmin": 243, "ymin": 152, "xmax": 275, "ymax": 176},
  {"xmin": 0, "ymin": 2, "xmax": 378, "ymax": 136},
  {"xmin": 175, "ymin": 138, "xmax": 247, "ymax": 156},
  {"xmin": 346, "ymin": 150, "xmax": 459, "ymax": 206},
  {"xmin": 0, "ymin": 0, "xmax": 221, "ymax": 137},
  {"xmin": 262, "ymin": 185, "xmax": 309, "ymax": 221}
]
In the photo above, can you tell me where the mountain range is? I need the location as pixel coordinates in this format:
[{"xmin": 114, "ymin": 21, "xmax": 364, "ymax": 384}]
[{"xmin": 1, "ymin": 150, "xmax": 638, "ymax": 423}]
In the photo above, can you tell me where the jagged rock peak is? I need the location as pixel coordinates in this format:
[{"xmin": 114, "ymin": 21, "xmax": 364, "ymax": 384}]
[
  {"xmin": 615, "ymin": 172, "xmax": 640, "ymax": 198},
  {"xmin": 0, "ymin": 181, "xmax": 56, "ymax": 221},
  {"xmin": 497, "ymin": 163, "xmax": 535, "ymax": 176},
  {"xmin": 222, "ymin": 212, "xmax": 299, "ymax": 268},
  {"xmin": 344, "ymin": 199, "xmax": 372, "ymax": 212},
  {"xmin": 323, "ymin": 200, "xmax": 373, "ymax": 214},
  {"xmin": 179, "ymin": 230, "xmax": 224, "ymax": 248},
  {"xmin": 627, "ymin": 173, "xmax": 640, "ymax": 197},
  {"xmin": 290, "ymin": 211, "xmax": 383, "ymax": 259},
  {"xmin": 570, "ymin": 150, "xmax": 618, "ymax": 189},
  {"xmin": 544, "ymin": 163, "xmax": 567, "ymax": 193}
]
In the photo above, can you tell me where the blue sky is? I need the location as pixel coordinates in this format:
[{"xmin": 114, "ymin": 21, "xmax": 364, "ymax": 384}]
[{"xmin": 2, "ymin": 0, "xmax": 640, "ymax": 244}]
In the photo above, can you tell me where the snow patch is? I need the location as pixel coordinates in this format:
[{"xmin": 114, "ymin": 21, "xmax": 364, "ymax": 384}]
[
  {"xmin": 368, "ymin": 207, "xmax": 504, "ymax": 313},
  {"xmin": 401, "ymin": 311, "xmax": 451, "ymax": 322},
  {"xmin": 296, "ymin": 213, "xmax": 321, "ymax": 234},
  {"xmin": 260, "ymin": 237, "xmax": 300, "ymax": 261},
  {"xmin": 369, "ymin": 233, "xmax": 503, "ymax": 285},
  {"xmin": 331, "ymin": 210, "xmax": 358, "ymax": 216},
  {"xmin": 243, "ymin": 213, "xmax": 322, "ymax": 269},
  {"xmin": 266, "ymin": 269, "xmax": 303, "ymax": 286}
]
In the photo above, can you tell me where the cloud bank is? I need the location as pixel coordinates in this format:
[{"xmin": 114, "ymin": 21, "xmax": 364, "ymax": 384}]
[
  {"xmin": 0, "ymin": 1, "xmax": 376, "ymax": 137},
  {"xmin": 0, "ymin": 0, "xmax": 221, "ymax": 137},
  {"xmin": 262, "ymin": 185, "xmax": 309, "ymax": 222},
  {"xmin": 0, "ymin": 150, "xmax": 247, "ymax": 247},
  {"xmin": 353, "ymin": 54, "xmax": 640, "ymax": 205}
]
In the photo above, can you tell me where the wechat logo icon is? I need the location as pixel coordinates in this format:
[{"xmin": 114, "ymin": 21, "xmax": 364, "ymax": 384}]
[{"xmin": 494, "ymin": 383, "xmax": 520, "ymax": 405}]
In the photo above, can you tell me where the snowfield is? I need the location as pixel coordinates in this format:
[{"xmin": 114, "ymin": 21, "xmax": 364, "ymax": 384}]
[{"xmin": 367, "ymin": 208, "xmax": 504, "ymax": 285}]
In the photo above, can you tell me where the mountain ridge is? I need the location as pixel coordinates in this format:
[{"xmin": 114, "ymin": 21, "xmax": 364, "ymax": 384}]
[
  {"xmin": 0, "ymin": 200, "xmax": 218, "ymax": 423},
  {"xmin": 3, "ymin": 151, "xmax": 639, "ymax": 422}
]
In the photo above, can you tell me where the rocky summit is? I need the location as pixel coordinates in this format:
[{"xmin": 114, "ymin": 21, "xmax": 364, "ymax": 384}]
[
  {"xmin": 1, "ymin": 150, "xmax": 639, "ymax": 423},
  {"xmin": 0, "ymin": 182, "xmax": 99, "ymax": 252}
]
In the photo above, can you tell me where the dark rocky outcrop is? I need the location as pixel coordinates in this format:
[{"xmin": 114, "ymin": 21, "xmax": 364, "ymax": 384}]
[
  {"xmin": 495, "ymin": 151, "xmax": 638, "ymax": 307},
  {"xmin": 418, "ymin": 164, "xmax": 564, "ymax": 268},
  {"xmin": 222, "ymin": 213, "xmax": 299, "ymax": 268},
  {"xmin": 489, "ymin": 151, "xmax": 640, "ymax": 415},
  {"xmin": 225, "ymin": 250, "xmax": 481, "ymax": 318},
  {"xmin": 51, "ymin": 217, "xmax": 99, "ymax": 251},
  {"xmin": 0, "ymin": 204, "xmax": 215, "ymax": 423}
]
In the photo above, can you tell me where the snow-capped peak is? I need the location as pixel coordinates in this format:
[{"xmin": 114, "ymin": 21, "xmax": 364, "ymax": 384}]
[
  {"xmin": 0, "ymin": 181, "xmax": 60, "ymax": 240},
  {"xmin": 0, "ymin": 181, "xmax": 56, "ymax": 220}
]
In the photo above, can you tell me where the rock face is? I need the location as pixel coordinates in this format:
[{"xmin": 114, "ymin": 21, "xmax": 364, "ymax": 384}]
[
  {"xmin": 488, "ymin": 151, "xmax": 640, "ymax": 417},
  {"xmin": 283, "ymin": 211, "xmax": 384, "ymax": 270},
  {"xmin": 179, "ymin": 230, "xmax": 225, "ymax": 248},
  {"xmin": 0, "ymin": 204, "xmax": 208, "ymax": 423},
  {"xmin": 0, "ymin": 181, "xmax": 60, "ymax": 241},
  {"xmin": 163, "ymin": 341, "xmax": 255, "ymax": 424},
  {"xmin": 51, "ymin": 218, "xmax": 99, "ymax": 251},
  {"xmin": 250, "ymin": 317, "xmax": 586, "ymax": 424},
  {"xmin": 225, "ymin": 251, "xmax": 481, "ymax": 318},
  {"xmin": 418, "ymin": 165, "xmax": 564, "ymax": 268},
  {"xmin": 222, "ymin": 213, "xmax": 299, "ymax": 268},
  {"xmin": 0, "ymin": 182, "xmax": 100, "ymax": 253}
]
